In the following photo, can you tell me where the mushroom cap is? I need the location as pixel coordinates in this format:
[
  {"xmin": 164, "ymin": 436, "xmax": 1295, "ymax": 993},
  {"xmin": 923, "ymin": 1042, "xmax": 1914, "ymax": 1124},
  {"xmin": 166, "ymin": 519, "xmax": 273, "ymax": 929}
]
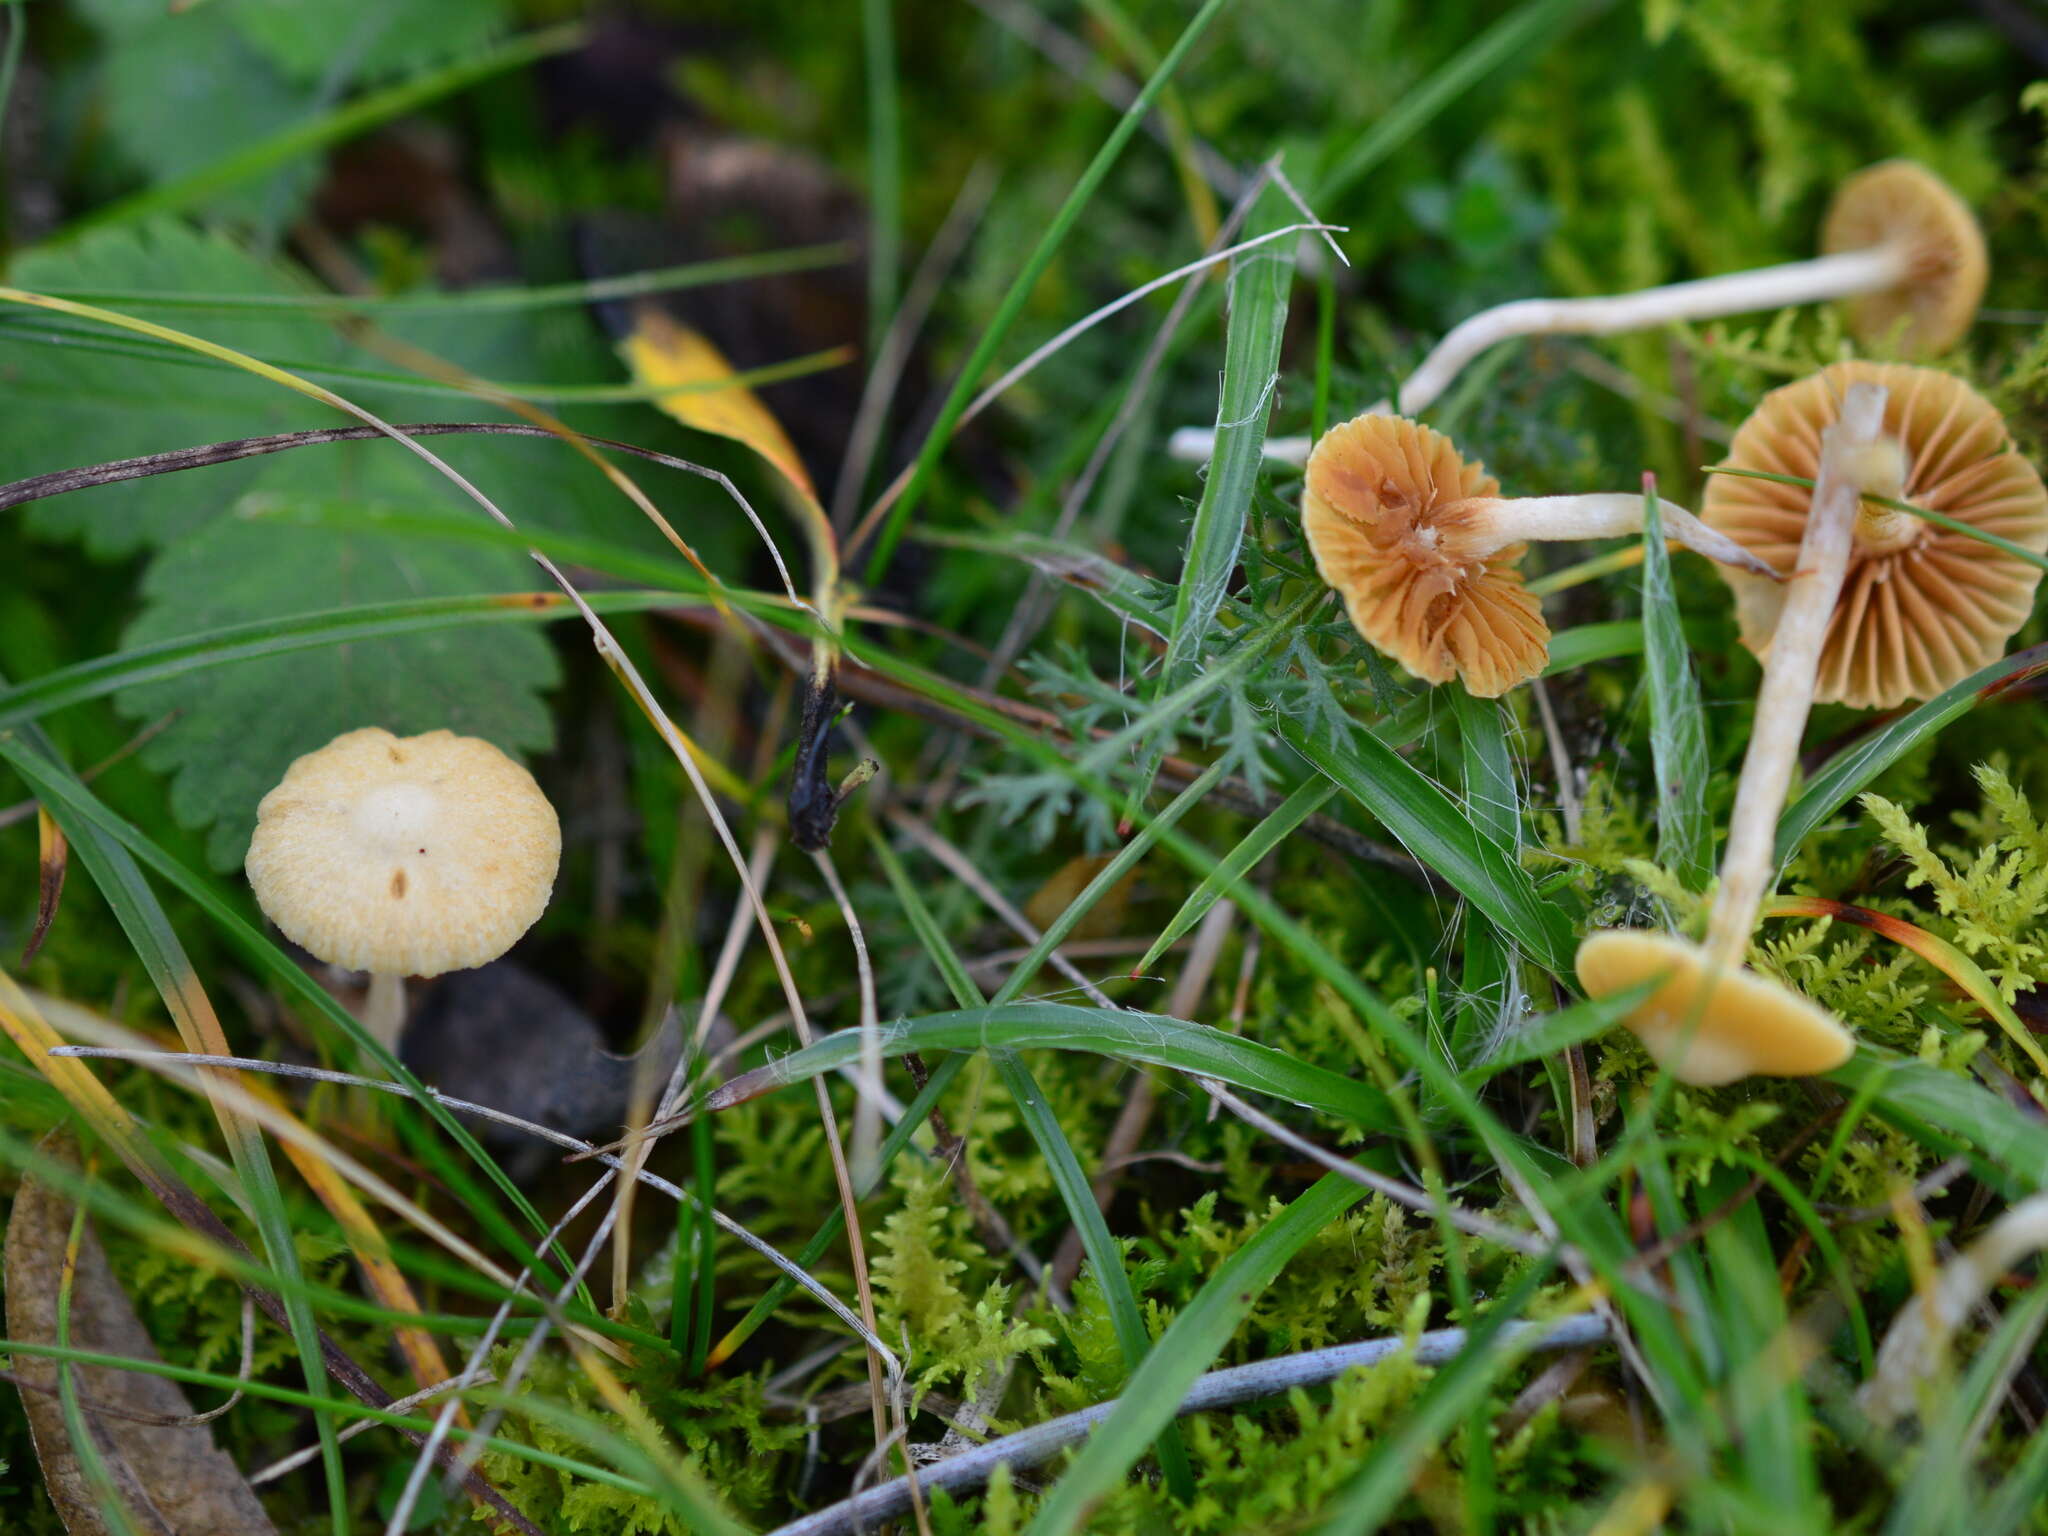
[
  {"xmin": 1820, "ymin": 160, "xmax": 1986, "ymax": 356},
  {"xmin": 1575, "ymin": 930, "xmax": 1854, "ymax": 1087},
  {"xmin": 1702, "ymin": 361, "xmax": 2048, "ymax": 708},
  {"xmin": 1301, "ymin": 412, "xmax": 1549, "ymax": 698},
  {"xmin": 246, "ymin": 727, "xmax": 560, "ymax": 977}
]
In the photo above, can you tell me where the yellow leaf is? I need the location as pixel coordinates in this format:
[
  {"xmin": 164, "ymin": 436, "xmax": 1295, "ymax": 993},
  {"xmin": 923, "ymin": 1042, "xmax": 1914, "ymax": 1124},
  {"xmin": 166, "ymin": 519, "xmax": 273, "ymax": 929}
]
[{"xmin": 621, "ymin": 305, "xmax": 822, "ymax": 510}]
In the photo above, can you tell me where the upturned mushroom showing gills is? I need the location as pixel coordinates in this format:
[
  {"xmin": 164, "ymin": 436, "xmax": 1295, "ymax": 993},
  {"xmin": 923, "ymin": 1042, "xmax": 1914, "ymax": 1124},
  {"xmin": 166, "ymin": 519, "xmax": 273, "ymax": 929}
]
[
  {"xmin": 245, "ymin": 727, "xmax": 562, "ymax": 1048},
  {"xmin": 1172, "ymin": 159, "xmax": 1985, "ymax": 469},
  {"xmin": 1702, "ymin": 360, "xmax": 2048, "ymax": 709},
  {"xmin": 1302, "ymin": 412, "xmax": 1780, "ymax": 698},
  {"xmin": 1577, "ymin": 380, "xmax": 1900, "ymax": 1085}
]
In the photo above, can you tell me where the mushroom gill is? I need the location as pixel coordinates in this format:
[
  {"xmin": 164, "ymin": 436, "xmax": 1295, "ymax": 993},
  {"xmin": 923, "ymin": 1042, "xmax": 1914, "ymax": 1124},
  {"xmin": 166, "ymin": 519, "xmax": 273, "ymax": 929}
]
[{"xmin": 1702, "ymin": 360, "xmax": 2048, "ymax": 710}]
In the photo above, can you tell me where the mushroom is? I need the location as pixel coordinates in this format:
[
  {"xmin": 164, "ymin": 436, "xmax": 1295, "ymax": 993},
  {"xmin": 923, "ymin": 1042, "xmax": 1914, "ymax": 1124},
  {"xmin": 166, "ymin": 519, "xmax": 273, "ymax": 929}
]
[
  {"xmin": 245, "ymin": 727, "xmax": 561, "ymax": 1048},
  {"xmin": 1576, "ymin": 380, "xmax": 1898, "ymax": 1084},
  {"xmin": 1302, "ymin": 411, "xmax": 1779, "ymax": 697},
  {"xmin": 1702, "ymin": 360, "xmax": 2048, "ymax": 709},
  {"xmin": 1171, "ymin": 160, "xmax": 1984, "ymax": 468}
]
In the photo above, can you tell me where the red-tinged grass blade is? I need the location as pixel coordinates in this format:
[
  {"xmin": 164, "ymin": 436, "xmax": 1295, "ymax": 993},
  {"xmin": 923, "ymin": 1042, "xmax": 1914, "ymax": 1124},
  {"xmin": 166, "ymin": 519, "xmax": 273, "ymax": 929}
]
[
  {"xmin": 1762, "ymin": 895, "xmax": 2048, "ymax": 1080},
  {"xmin": 1778, "ymin": 640, "xmax": 2048, "ymax": 863},
  {"xmin": 25, "ymin": 805, "xmax": 65, "ymax": 964}
]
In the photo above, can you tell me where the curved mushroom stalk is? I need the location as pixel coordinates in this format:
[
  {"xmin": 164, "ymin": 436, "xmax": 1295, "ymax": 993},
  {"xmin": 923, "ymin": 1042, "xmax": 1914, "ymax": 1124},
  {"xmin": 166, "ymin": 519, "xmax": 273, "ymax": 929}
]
[
  {"xmin": 1301, "ymin": 413, "xmax": 1782, "ymax": 699},
  {"xmin": 1457, "ymin": 493, "xmax": 1781, "ymax": 579},
  {"xmin": 1171, "ymin": 161, "xmax": 1983, "ymax": 468},
  {"xmin": 1575, "ymin": 380, "xmax": 1896, "ymax": 1085}
]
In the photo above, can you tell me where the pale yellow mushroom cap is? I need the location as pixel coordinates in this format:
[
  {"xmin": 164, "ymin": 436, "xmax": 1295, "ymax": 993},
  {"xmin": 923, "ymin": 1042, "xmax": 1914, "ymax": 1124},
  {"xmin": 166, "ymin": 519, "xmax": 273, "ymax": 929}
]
[
  {"xmin": 1575, "ymin": 930, "xmax": 1853, "ymax": 1087},
  {"xmin": 1821, "ymin": 160, "xmax": 1986, "ymax": 356},
  {"xmin": 246, "ymin": 727, "xmax": 560, "ymax": 977}
]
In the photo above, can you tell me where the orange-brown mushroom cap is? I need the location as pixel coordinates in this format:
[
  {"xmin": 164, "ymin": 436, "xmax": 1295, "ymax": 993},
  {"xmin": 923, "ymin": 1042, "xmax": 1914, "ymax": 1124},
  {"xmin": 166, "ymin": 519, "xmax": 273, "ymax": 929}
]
[
  {"xmin": 1576, "ymin": 930, "xmax": 1854, "ymax": 1087},
  {"xmin": 1301, "ymin": 413, "xmax": 1549, "ymax": 698},
  {"xmin": 1702, "ymin": 361, "xmax": 2048, "ymax": 709},
  {"xmin": 1821, "ymin": 160, "xmax": 1986, "ymax": 356}
]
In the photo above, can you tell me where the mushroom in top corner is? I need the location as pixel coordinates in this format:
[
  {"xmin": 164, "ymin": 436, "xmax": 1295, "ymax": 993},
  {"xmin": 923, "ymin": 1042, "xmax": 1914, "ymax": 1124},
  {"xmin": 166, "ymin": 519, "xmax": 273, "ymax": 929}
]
[
  {"xmin": 1576, "ymin": 379, "xmax": 1904, "ymax": 1086},
  {"xmin": 1301, "ymin": 411, "xmax": 1780, "ymax": 698},
  {"xmin": 1702, "ymin": 360, "xmax": 2048, "ymax": 710},
  {"xmin": 245, "ymin": 727, "xmax": 562, "ymax": 1049},
  {"xmin": 1171, "ymin": 159, "xmax": 1987, "ymax": 469}
]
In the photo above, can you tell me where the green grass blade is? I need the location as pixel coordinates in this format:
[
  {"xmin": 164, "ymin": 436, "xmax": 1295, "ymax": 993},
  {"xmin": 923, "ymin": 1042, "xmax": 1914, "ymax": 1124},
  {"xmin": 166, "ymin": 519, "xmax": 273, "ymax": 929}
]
[
  {"xmin": 1778, "ymin": 641, "xmax": 2048, "ymax": 863},
  {"xmin": 35, "ymin": 244, "xmax": 853, "ymax": 315},
  {"xmin": 870, "ymin": 832, "xmax": 1197, "ymax": 1498},
  {"xmin": 1135, "ymin": 777, "xmax": 1336, "ymax": 974},
  {"xmin": 1828, "ymin": 1049, "xmax": 2048, "ymax": 1198},
  {"xmin": 1449, "ymin": 684, "xmax": 1518, "ymax": 1067},
  {"xmin": 1023, "ymin": 1173, "xmax": 1365, "ymax": 1535},
  {"xmin": 1313, "ymin": 0, "xmax": 1604, "ymax": 200},
  {"xmin": 0, "ymin": 590, "xmax": 692, "ymax": 730},
  {"xmin": 69, "ymin": 26, "xmax": 586, "ymax": 236},
  {"xmin": 1151, "ymin": 192, "xmax": 1297, "ymax": 722},
  {"xmin": 1640, "ymin": 489, "xmax": 1714, "ymax": 889},
  {"xmin": 707, "ymin": 1002, "xmax": 1397, "ymax": 1132},
  {"xmin": 861, "ymin": 0, "xmax": 1235, "ymax": 579},
  {"xmin": 1278, "ymin": 712, "xmax": 1577, "ymax": 975},
  {"xmin": 1544, "ymin": 619, "xmax": 1644, "ymax": 674}
]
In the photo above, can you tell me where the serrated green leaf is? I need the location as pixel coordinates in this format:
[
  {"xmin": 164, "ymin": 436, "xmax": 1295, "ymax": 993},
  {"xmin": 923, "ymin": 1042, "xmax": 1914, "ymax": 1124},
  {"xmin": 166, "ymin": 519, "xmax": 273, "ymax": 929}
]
[
  {"xmin": 6, "ymin": 226, "xmax": 355, "ymax": 553},
  {"xmin": 113, "ymin": 482, "xmax": 558, "ymax": 868}
]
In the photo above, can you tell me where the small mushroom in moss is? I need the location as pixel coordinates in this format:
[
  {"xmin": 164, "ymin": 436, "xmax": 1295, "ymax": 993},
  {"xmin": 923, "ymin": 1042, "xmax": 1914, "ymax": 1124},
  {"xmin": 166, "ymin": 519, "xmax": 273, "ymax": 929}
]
[
  {"xmin": 1576, "ymin": 380, "xmax": 1899, "ymax": 1084},
  {"xmin": 1702, "ymin": 360, "xmax": 2048, "ymax": 709},
  {"xmin": 245, "ymin": 727, "xmax": 561, "ymax": 1048},
  {"xmin": 1302, "ymin": 412, "xmax": 1779, "ymax": 697},
  {"xmin": 1172, "ymin": 160, "xmax": 1985, "ymax": 468}
]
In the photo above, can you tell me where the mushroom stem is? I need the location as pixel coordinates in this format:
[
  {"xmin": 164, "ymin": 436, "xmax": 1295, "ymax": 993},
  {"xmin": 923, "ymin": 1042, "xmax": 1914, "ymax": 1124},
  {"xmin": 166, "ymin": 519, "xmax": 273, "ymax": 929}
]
[
  {"xmin": 364, "ymin": 971, "xmax": 407, "ymax": 1049},
  {"xmin": 1167, "ymin": 245, "xmax": 1909, "ymax": 467},
  {"xmin": 1457, "ymin": 493, "xmax": 1782, "ymax": 579},
  {"xmin": 1701, "ymin": 381, "xmax": 1893, "ymax": 971}
]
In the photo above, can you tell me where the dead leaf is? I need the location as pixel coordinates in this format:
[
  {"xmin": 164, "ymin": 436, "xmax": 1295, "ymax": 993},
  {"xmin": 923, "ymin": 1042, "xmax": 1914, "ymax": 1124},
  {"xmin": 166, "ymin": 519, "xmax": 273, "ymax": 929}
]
[
  {"xmin": 620, "ymin": 303, "xmax": 823, "ymax": 507},
  {"xmin": 4, "ymin": 1131, "xmax": 278, "ymax": 1535},
  {"xmin": 24, "ymin": 805, "xmax": 66, "ymax": 964},
  {"xmin": 1025, "ymin": 855, "xmax": 1138, "ymax": 944}
]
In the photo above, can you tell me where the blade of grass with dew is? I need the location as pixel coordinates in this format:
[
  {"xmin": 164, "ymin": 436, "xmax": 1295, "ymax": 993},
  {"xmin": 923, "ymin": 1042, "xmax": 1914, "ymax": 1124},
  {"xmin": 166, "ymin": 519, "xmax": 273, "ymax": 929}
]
[
  {"xmin": 1779, "ymin": 640, "xmax": 2048, "ymax": 863},
  {"xmin": 1641, "ymin": 486, "xmax": 1713, "ymax": 889},
  {"xmin": 37, "ymin": 243, "xmax": 854, "ymax": 315},
  {"xmin": 869, "ymin": 831, "xmax": 1197, "ymax": 1500},
  {"xmin": 1023, "ymin": 1172, "xmax": 1364, "ymax": 1536},
  {"xmin": 1448, "ymin": 683, "xmax": 1518, "ymax": 1069},
  {"xmin": 861, "ymin": 0, "xmax": 1236, "ymax": 580},
  {"xmin": 68, "ymin": 26, "xmax": 586, "ymax": 236},
  {"xmin": 1277, "ymin": 713, "xmax": 1577, "ymax": 975},
  {"xmin": 1129, "ymin": 190, "xmax": 1296, "ymax": 822},
  {"xmin": 704, "ymin": 1003, "xmax": 1397, "ymax": 1131},
  {"xmin": 1312, "ymin": 0, "xmax": 1605, "ymax": 200},
  {"xmin": 0, "ymin": 738, "xmax": 589, "ymax": 1305},
  {"xmin": 1135, "ymin": 777, "xmax": 1336, "ymax": 975}
]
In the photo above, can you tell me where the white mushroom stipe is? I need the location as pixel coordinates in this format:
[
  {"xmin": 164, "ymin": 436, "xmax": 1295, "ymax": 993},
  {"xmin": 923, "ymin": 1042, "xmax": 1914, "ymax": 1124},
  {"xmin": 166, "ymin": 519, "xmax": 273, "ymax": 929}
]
[
  {"xmin": 1172, "ymin": 161, "xmax": 1983, "ymax": 466},
  {"xmin": 1702, "ymin": 381, "xmax": 1891, "ymax": 970},
  {"xmin": 1574, "ymin": 380, "xmax": 1892, "ymax": 1085},
  {"xmin": 1861, "ymin": 1192, "xmax": 2048, "ymax": 1428},
  {"xmin": 1457, "ymin": 493, "xmax": 1779, "ymax": 578}
]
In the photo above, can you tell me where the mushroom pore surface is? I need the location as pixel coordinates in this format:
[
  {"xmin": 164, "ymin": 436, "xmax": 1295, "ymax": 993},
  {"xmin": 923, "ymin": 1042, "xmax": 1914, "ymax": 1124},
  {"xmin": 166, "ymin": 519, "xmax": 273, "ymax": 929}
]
[{"xmin": 246, "ymin": 727, "xmax": 561, "ymax": 977}]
